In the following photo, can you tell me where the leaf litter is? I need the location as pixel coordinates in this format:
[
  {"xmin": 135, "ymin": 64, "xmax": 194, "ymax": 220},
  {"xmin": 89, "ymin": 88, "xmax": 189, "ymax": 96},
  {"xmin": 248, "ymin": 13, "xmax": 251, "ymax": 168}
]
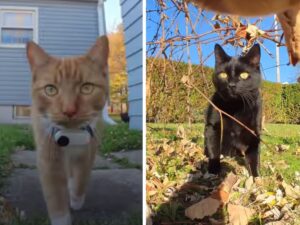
[{"xmin": 147, "ymin": 125, "xmax": 300, "ymax": 225}]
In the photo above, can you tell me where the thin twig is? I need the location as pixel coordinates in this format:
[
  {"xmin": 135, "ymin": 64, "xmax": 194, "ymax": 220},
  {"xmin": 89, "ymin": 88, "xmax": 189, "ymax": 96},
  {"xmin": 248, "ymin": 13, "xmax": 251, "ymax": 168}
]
[{"xmin": 181, "ymin": 77, "xmax": 274, "ymax": 151}]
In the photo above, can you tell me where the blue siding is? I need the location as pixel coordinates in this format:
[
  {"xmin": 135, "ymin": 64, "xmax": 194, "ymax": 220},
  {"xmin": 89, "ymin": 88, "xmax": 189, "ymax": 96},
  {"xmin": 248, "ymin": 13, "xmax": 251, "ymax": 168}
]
[
  {"xmin": 120, "ymin": 0, "xmax": 143, "ymax": 130},
  {"xmin": 0, "ymin": 0, "xmax": 98, "ymax": 105}
]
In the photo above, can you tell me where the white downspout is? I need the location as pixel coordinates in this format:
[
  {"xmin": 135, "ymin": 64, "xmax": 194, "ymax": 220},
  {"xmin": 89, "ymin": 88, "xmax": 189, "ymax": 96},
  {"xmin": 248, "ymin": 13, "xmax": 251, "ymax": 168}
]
[{"xmin": 98, "ymin": 0, "xmax": 117, "ymax": 125}]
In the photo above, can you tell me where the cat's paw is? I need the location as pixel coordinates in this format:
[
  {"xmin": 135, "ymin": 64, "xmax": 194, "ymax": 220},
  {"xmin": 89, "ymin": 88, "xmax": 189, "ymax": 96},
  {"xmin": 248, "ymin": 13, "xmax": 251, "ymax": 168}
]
[
  {"xmin": 70, "ymin": 194, "xmax": 85, "ymax": 210},
  {"xmin": 208, "ymin": 158, "xmax": 221, "ymax": 174}
]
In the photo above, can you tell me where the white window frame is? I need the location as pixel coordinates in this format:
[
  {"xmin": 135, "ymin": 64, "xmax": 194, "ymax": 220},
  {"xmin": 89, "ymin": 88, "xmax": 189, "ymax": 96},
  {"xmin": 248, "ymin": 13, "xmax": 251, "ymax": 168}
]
[
  {"xmin": 13, "ymin": 105, "xmax": 31, "ymax": 120},
  {"xmin": 0, "ymin": 6, "xmax": 38, "ymax": 48}
]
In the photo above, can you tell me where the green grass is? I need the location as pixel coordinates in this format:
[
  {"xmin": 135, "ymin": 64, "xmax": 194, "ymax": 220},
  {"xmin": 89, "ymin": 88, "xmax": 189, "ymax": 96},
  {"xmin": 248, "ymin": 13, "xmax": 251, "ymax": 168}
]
[
  {"xmin": 147, "ymin": 122, "xmax": 300, "ymax": 224},
  {"xmin": 109, "ymin": 114, "xmax": 123, "ymax": 124},
  {"xmin": 0, "ymin": 122, "xmax": 142, "ymax": 183},
  {"xmin": 148, "ymin": 123, "xmax": 300, "ymax": 184},
  {"xmin": 0, "ymin": 123, "xmax": 142, "ymax": 225},
  {"xmin": 0, "ymin": 125, "xmax": 34, "ymax": 181},
  {"xmin": 111, "ymin": 156, "xmax": 142, "ymax": 170},
  {"xmin": 0, "ymin": 122, "xmax": 142, "ymax": 174},
  {"xmin": 101, "ymin": 123, "xmax": 142, "ymax": 154}
]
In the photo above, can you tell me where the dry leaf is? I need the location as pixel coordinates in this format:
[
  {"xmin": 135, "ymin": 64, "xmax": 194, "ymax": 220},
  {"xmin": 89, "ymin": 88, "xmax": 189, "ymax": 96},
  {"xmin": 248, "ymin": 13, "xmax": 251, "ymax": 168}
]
[
  {"xmin": 262, "ymin": 195, "xmax": 276, "ymax": 206},
  {"xmin": 228, "ymin": 204, "xmax": 255, "ymax": 225},
  {"xmin": 264, "ymin": 222, "xmax": 286, "ymax": 225},
  {"xmin": 211, "ymin": 172, "xmax": 238, "ymax": 204},
  {"xmin": 180, "ymin": 183, "xmax": 209, "ymax": 191},
  {"xmin": 181, "ymin": 75, "xmax": 190, "ymax": 85},
  {"xmin": 185, "ymin": 197, "xmax": 220, "ymax": 219},
  {"xmin": 281, "ymin": 181, "xmax": 300, "ymax": 199},
  {"xmin": 263, "ymin": 207, "xmax": 281, "ymax": 220},
  {"xmin": 246, "ymin": 24, "xmax": 265, "ymax": 38},
  {"xmin": 176, "ymin": 125, "xmax": 186, "ymax": 139},
  {"xmin": 245, "ymin": 176, "xmax": 254, "ymax": 190},
  {"xmin": 146, "ymin": 182, "xmax": 158, "ymax": 197},
  {"xmin": 209, "ymin": 217, "xmax": 226, "ymax": 225}
]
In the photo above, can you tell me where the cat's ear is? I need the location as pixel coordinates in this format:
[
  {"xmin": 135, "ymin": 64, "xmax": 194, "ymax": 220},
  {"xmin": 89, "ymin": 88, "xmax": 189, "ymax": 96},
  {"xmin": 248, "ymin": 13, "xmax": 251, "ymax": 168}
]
[
  {"xmin": 243, "ymin": 44, "xmax": 261, "ymax": 67},
  {"xmin": 214, "ymin": 44, "xmax": 231, "ymax": 64},
  {"xmin": 26, "ymin": 42, "xmax": 50, "ymax": 70},
  {"xmin": 87, "ymin": 35, "xmax": 109, "ymax": 68}
]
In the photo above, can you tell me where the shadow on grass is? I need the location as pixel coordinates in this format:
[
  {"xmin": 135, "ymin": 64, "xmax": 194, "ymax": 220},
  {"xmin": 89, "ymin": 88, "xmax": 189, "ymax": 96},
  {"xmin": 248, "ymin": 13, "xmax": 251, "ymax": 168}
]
[{"xmin": 152, "ymin": 160, "xmax": 238, "ymax": 225}]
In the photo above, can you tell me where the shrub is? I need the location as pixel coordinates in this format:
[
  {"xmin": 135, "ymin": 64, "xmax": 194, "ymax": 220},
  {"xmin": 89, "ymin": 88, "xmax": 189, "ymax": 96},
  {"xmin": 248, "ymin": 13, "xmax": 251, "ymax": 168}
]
[{"xmin": 147, "ymin": 58, "xmax": 300, "ymax": 124}]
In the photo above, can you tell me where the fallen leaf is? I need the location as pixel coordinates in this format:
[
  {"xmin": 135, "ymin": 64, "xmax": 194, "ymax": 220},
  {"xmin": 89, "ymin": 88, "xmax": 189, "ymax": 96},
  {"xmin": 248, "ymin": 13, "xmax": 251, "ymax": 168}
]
[
  {"xmin": 228, "ymin": 204, "xmax": 255, "ymax": 225},
  {"xmin": 246, "ymin": 24, "xmax": 265, "ymax": 38},
  {"xmin": 264, "ymin": 222, "xmax": 285, "ymax": 225},
  {"xmin": 209, "ymin": 217, "xmax": 225, "ymax": 225},
  {"xmin": 181, "ymin": 76, "xmax": 190, "ymax": 85},
  {"xmin": 281, "ymin": 181, "xmax": 300, "ymax": 199},
  {"xmin": 275, "ymin": 189, "xmax": 283, "ymax": 202},
  {"xmin": 262, "ymin": 195, "xmax": 276, "ymax": 206},
  {"xmin": 263, "ymin": 207, "xmax": 281, "ymax": 220},
  {"xmin": 254, "ymin": 176, "xmax": 263, "ymax": 186},
  {"xmin": 275, "ymin": 144, "xmax": 290, "ymax": 152},
  {"xmin": 176, "ymin": 125, "xmax": 186, "ymax": 139},
  {"xmin": 245, "ymin": 176, "xmax": 254, "ymax": 190},
  {"xmin": 256, "ymin": 192, "xmax": 275, "ymax": 202},
  {"xmin": 180, "ymin": 183, "xmax": 209, "ymax": 191},
  {"xmin": 185, "ymin": 197, "xmax": 220, "ymax": 220},
  {"xmin": 211, "ymin": 172, "xmax": 238, "ymax": 204}
]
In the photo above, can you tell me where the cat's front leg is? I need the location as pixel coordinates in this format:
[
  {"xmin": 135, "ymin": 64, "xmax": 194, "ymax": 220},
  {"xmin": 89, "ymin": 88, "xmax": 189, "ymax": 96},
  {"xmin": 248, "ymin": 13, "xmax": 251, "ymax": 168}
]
[
  {"xmin": 68, "ymin": 143, "xmax": 97, "ymax": 210},
  {"xmin": 204, "ymin": 124, "xmax": 221, "ymax": 174},
  {"xmin": 38, "ymin": 155, "xmax": 71, "ymax": 225},
  {"xmin": 245, "ymin": 139, "xmax": 260, "ymax": 177}
]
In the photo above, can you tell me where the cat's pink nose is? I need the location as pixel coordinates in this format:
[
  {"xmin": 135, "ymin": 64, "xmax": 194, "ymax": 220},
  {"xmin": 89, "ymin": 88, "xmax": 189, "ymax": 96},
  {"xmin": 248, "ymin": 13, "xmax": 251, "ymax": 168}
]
[{"xmin": 63, "ymin": 107, "xmax": 77, "ymax": 118}]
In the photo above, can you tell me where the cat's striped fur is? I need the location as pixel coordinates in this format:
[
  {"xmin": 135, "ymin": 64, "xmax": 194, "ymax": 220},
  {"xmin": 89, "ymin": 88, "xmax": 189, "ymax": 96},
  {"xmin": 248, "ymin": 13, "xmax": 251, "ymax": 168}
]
[{"xmin": 26, "ymin": 36, "xmax": 109, "ymax": 225}]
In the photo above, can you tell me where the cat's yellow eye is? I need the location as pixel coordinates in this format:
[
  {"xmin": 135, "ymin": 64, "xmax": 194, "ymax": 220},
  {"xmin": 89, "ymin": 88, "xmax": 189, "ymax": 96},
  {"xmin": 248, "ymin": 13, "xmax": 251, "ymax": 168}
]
[
  {"xmin": 80, "ymin": 83, "xmax": 94, "ymax": 95},
  {"xmin": 44, "ymin": 85, "xmax": 58, "ymax": 96},
  {"xmin": 240, "ymin": 72, "xmax": 249, "ymax": 79},
  {"xmin": 219, "ymin": 72, "xmax": 228, "ymax": 79}
]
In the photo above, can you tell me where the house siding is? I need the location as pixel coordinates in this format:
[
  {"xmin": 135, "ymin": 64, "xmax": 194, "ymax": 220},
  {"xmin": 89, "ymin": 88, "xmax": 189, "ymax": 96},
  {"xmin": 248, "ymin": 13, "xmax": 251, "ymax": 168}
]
[
  {"xmin": 0, "ymin": 0, "xmax": 99, "ymax": 106},
  {"xmin": 120, "ymin": 0, "xmax": 142, "ymax": 130}
]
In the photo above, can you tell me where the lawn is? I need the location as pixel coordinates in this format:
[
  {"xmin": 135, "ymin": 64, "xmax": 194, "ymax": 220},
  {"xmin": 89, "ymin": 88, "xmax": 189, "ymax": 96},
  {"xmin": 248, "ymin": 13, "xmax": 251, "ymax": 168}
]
[
  {"xmin": 0, "ymin": 125, "xmax": 34, "ymax": 184},
  {"xmin": 0, "ymin": 121, "xmax": 142, "ymax": 180},
  {"xmin": 0, "ymin": 121, "xmax": 142, "ymax": 225},
  {"xmin": 147, "ymin": 123, "xmax": 300, "ymax": 224}
]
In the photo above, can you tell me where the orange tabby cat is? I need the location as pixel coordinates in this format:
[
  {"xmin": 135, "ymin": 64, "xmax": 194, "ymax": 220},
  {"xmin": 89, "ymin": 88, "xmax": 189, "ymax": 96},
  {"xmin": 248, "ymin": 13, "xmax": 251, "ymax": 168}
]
[{"xmin": 26, "ymin": 36, "xmax": 109, "ymax": 225}]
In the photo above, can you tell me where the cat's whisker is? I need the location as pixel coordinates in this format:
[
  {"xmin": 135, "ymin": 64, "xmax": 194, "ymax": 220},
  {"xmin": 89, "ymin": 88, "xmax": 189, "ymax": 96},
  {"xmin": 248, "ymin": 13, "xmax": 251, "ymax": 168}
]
[
  {"xmin": 243, "ymin": 95, "xmax": 251, "ymax": 108},
  {"xmin": 239, "ymin": 94, "xmax": 246, "ymax": 112}
]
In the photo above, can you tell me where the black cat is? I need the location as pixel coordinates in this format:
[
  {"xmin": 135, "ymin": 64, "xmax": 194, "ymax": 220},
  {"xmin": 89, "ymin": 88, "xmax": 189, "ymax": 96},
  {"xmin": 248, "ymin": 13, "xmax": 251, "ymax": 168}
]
[{"xmin": 204, "ymin": 44, "xmax": 262, "ymax": 177}]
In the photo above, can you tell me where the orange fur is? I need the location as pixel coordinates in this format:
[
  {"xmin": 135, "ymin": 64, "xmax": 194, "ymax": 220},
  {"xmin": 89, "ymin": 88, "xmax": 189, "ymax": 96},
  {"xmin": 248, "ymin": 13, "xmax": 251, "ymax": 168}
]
[{"xmin": 26, "ymin": 36, "xmax": 109, "ymax": 225}]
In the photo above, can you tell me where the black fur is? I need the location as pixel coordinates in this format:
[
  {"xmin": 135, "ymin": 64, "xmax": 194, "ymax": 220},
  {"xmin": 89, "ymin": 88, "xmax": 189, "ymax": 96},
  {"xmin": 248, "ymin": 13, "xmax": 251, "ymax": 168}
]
[{"xmin": 204, "ymin": 44, "xmax": 262, "ymax": 177}]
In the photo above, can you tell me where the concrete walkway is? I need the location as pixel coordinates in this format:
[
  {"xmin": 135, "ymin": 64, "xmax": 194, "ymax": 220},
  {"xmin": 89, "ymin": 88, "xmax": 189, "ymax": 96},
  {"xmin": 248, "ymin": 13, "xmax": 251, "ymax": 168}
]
[
  {"xmin": 3, "ymin": 150, "xmax": 142, "ymax": 223},
  {"xmin": 111, "ymin": 150, "xmax": 143, "ymax": 166}
]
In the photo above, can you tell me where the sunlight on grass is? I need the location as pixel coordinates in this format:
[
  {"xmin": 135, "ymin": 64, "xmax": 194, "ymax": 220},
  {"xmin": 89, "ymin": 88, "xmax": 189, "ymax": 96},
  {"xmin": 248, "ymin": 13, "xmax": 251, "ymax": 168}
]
[
  {"xmin": 147, "ymin": 122, "xmax": 300, "ymax": 224},
  {"xmin": 147, "ymin": 122, "xmax": 300, "ymax": 183}
]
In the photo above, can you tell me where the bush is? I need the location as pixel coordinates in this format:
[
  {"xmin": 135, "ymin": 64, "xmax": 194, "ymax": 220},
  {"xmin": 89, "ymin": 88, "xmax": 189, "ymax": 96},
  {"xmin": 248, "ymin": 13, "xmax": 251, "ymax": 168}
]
[{"xmin": 147, "ymin": 58, "xmax": 300, "ymax": 124}]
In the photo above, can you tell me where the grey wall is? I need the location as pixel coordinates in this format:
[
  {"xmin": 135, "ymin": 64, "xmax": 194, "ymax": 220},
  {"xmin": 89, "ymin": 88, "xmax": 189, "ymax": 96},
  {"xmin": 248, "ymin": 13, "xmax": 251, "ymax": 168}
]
[
  {"xmin": 120, "ymin": 0, "xmax": 142, "ymax": 130},
  {"xmin": 0, "ymin": 0, "xmax": 98, "ymax": 105}
]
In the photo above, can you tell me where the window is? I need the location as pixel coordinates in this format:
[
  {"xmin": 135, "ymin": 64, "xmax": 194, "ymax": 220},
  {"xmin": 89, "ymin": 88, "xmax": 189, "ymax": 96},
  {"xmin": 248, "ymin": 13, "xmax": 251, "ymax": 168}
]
[
  {"xmin": 0, "ymin": 7, "xmax": 38, "ymax": 47},
  {"xmin": 14, "ymin": 106, "xmax": 31, "ymax": 119}
]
